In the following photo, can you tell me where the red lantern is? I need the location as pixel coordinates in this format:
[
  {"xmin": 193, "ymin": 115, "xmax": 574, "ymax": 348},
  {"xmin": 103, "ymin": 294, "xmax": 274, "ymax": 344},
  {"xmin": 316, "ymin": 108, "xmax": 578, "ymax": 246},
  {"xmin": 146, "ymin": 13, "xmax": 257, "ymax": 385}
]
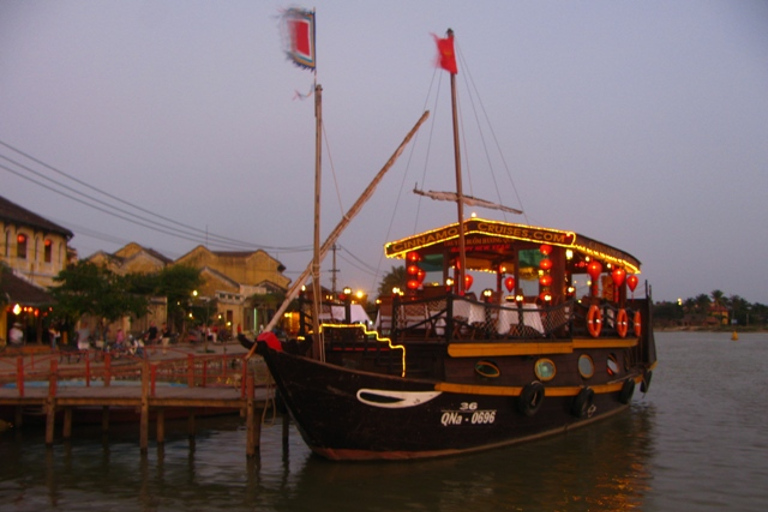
[
  {"xmin": 417, "ymin": 269, "xmax": 426, "ymax": 283},
  {"xmin": 539, "ymin": 274, "xmax": 553, "ymax": 287},
  {"xmin": 627, "ymin": 274, "xmax": 639, "ymax": 292},
  {"xmin": 587, "ymin": 261, "xmax": 603, "ymax": 281},
  {"xmin": 611, "ymin": 268, "xmax": 626, "ymax": 287},
  {"xmin": 504, "ymin": 276, "xmax": 516, "ymax": 292},
  {"xmin": 539, "ymin": 258, "xmax": 553, "ymax": 271},
  {"xmin": 407, "ymin": 252, "xmax": 420, "ymax": 263},
  {"xmin": 407, "ymin": 264, "xmax": 420, "ymax": 276},
  {"xmin": 463, "ymin": 274, "xmax": 473, "ymax": 291},
  {"xmin": 539, "ymin": 244, "xmax": 552, "ymax": 256},
  {"xmin": 407, "ymin": 279, "xmax": 420, "ymax": 290}
]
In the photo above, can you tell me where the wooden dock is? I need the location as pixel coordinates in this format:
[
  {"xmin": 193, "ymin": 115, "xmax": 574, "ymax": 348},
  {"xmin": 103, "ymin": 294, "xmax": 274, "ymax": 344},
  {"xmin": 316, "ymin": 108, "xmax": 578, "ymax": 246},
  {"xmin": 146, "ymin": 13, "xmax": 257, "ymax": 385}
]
[{"xmin": 0, "ymin": 346, "xmax": 276, "ymax": 456}]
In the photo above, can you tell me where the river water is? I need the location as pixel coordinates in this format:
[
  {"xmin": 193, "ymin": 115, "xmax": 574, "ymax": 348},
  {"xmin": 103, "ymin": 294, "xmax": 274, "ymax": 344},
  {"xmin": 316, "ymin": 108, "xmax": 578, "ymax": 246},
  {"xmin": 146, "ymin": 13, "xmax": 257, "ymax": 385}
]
[{"xmin": 1, "ymin": 331, "xmax": 767, "ymax": 511}]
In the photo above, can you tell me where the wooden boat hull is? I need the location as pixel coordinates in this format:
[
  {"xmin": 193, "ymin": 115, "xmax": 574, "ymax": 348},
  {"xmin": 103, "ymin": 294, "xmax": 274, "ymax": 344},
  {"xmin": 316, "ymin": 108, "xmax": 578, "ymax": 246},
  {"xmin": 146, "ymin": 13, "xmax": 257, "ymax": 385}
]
[{"xmin": 256, "ymin": 340, "xmax": 643, "ymax": 461}]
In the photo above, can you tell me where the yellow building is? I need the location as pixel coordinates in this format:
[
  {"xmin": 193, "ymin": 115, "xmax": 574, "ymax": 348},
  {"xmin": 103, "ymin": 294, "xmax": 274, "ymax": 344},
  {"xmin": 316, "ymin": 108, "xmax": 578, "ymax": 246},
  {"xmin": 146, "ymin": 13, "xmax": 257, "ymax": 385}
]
[{"xmin": 1, "ymin": 196, "xmax": 73, "ymax": 345}]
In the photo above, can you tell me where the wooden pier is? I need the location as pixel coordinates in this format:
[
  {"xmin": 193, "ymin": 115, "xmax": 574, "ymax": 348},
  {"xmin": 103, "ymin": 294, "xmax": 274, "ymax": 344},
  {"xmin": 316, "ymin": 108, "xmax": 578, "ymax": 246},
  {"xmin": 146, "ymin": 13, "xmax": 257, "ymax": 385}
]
[{"xmin": 0, "ymin": 346, "xmax": 276, "ymax": 456}]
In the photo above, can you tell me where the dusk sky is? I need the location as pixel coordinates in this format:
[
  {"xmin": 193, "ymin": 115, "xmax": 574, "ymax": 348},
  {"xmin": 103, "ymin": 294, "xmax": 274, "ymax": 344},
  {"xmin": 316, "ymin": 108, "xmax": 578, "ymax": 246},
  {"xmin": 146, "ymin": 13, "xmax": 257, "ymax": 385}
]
[{"xmin": 2, "ymin": 1, "xmax": 767, "ymax": 304}]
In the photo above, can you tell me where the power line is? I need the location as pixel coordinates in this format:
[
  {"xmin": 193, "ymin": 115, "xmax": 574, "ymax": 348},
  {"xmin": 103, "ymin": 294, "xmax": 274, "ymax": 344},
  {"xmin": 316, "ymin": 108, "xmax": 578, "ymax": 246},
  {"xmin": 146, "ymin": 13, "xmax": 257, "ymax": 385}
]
[{"xmin": 0, "ymin": 140, "xmax": 311, "ymax": 252}]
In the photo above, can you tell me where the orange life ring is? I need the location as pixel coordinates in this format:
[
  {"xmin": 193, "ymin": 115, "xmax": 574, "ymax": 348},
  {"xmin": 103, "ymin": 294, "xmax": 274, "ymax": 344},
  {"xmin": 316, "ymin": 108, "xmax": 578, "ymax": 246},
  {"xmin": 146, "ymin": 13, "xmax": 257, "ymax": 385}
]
[
  {"xmin": 587, "ymin": 305, "xmax": 602, "ymax": 338},
  {"xmin": 616, "ymin": 308, "xmax": 629, "ymax": 338},
  {"xmin": 633, "ymin": 310, "xmax": 642, "ymax": 337}
]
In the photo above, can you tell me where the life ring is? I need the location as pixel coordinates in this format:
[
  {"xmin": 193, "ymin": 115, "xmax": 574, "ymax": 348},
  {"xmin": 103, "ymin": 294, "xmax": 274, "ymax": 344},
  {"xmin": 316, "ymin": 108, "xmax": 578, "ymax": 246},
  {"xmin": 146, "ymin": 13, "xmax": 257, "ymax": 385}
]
[
  {"xmin": 517, "ymin": 381, "xmax": 545, "ymax": 417},
  {"xmin": 633, "ymin": 310, "xmax": 642, "ymax": 337},
  {"xmin": 616, "ymin": 309, "xmax": 628, "ymax": 338},
  {"xmin": 587, "ymin": 305, "xmax": 602, "ymax": 338},
  {"xmin": 571, "ymin": 387, "xmax": 595, "ymax": 419},
  {"xmin": 619, "ymin": 378, "xmax": 635, "ymax": 404},
  {"xmin": 640, "ymin": 370, "xmax": 653, "ymax": 393}
]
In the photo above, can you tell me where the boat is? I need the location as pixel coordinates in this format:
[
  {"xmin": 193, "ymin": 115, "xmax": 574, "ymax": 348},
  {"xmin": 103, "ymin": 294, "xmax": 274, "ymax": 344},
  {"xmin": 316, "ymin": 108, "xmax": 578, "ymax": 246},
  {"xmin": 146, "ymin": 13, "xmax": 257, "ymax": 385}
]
[{"xmin": 252, "ymin": 23, "xmax": 657, "ymax": 461}]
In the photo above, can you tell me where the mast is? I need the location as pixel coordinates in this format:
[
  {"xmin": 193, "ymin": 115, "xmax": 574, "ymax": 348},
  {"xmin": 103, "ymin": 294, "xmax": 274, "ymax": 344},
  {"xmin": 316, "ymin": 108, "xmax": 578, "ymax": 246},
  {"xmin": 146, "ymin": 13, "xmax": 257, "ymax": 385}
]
[
  {"xmin": 251, "ymin": 110, "xmax": 430, "ymax": 355},
  {"xmin": 447, "ymin": 29, "xmax": 467, "ymax": 293},
  {"xmin": 311, "ymin": 83, "xmax": 324, "ymax": 360}
]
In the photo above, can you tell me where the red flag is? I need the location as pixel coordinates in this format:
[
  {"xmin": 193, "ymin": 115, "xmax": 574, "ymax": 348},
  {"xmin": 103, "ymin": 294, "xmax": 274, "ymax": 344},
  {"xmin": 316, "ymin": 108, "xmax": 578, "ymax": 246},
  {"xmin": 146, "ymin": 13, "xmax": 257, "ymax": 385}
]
[
  {"xmin": 283, "ymin": 8, "xmax": 316, "ymax": 70},
  {"xmin": 434, "ymin": 31, "xmax": 457, "ymax": 74}
]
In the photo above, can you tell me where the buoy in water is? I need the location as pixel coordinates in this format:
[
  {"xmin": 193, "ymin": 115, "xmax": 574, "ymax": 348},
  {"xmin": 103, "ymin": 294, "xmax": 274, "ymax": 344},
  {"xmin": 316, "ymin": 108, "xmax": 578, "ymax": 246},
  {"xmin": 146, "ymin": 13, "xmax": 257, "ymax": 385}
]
[{"xmin": 731, "ymin": 331, "xmax": 739, "ymax": 341}]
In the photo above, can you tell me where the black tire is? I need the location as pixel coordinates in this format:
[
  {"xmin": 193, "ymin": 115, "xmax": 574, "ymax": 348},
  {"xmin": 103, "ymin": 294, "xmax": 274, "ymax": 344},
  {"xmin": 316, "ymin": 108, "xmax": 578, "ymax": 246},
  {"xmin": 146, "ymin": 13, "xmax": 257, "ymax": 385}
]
[
  {"xmin": 571, "ymin": 387, "xmax": 594, "ymax": 418},
  {"xmin": 517, "ymin": 381, "xmax": 545, "ymax": 417},
  {"xmin": 619, "ymin": 378, "xmax": 635, "ymax": 404}
]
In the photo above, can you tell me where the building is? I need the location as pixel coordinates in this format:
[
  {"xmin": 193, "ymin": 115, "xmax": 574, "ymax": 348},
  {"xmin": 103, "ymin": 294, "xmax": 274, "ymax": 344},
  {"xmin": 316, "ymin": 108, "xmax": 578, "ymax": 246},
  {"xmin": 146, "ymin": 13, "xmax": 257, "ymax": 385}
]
[
  {"xmin": 174, "ymin": 245, "xmax": 290, "ymax": 333},
  {"xmin": 86, "ymin": 243, "xmax": 291, "ymax": 336},
  {"xmin": 1, "ymin": 196, "xmax": 73, "ymax": 346},
  {"xmin": 1, "ymin": 195, "xmax": 74, "ymax": 288}
]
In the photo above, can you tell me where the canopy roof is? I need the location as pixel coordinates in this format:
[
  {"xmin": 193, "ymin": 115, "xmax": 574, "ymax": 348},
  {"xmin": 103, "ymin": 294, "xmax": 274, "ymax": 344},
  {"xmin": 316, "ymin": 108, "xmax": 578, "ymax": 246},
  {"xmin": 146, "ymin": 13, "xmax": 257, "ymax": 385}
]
[{"xmin": 384, "ymin": 217, "xmax": 641, "ymax": 274}]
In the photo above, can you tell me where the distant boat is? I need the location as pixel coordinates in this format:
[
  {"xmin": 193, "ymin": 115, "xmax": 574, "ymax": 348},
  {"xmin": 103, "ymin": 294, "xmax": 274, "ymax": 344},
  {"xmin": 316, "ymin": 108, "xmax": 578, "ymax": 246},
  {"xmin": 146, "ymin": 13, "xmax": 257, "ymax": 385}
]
[{"xmin": 253, "ymin": 27, "xmax": 657, "ymax": 461}]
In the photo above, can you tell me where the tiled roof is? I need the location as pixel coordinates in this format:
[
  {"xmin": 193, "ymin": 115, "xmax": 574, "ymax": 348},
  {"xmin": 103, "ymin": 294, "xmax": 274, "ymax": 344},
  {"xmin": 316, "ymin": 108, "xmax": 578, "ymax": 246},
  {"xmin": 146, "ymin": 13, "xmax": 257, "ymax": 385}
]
[
  {"xmin": 0, "ymin": 195, "xmax": 74, "ymax": 239},
  {"xmin": 0, "ymin": 265, "xmax": 54, "ymax": 305}
]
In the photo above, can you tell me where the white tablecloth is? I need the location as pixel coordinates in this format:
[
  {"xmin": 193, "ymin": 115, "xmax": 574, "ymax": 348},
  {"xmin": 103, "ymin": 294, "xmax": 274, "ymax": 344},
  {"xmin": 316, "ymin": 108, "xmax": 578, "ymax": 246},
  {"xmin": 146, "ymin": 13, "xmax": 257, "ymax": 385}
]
[
  {"xmin": 497, "ymin": 304, "xmax": 544, "ymax": 334},
  {"xmin": 452, "ymin": 301, "xmax": 486, "ymax": 324}
]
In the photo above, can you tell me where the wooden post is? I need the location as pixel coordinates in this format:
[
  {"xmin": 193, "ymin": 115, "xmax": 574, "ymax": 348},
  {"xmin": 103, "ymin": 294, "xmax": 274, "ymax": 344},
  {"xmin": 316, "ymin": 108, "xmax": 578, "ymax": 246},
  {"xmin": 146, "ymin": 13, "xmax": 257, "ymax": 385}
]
[
  {"xmin": 63, "ymin": 407, "xmax": 72, "ymax": 439},
  {"xmin": 102, "ymin": 406, "xmax": 110, "ymax": 432},
  {"xmin": 140, "ymin": 361, "xmax": 149, "ymax": 453},
  {"xmin": 246, "ymin": 375, "xmax": 256, "ymax": 457},
  {"xmin": 282, "ymin": 410, "xmax": 290, "ymax": 450},
  {"xmin": 156, "ymin": 408, "xmax": 165, "ymax": 444},
  {"xmin": 49, "ymin": 359, "xmax": 58, "ymax": 397},
  {"xmin": 16, "ymin": 357, "xmax": 24, "ymax": 398},
  {"xmin": 188, "ymin": 411, "xmax": 196, "ymax": 440},
  {"xmin": 14, "ymin": 405, "xmax": 23, "ymax": 429},
  {"xmin": 187, "ymin": 354, "xmax": 195, "ymax": 387},
  {"xmin": 104, "ymin": 353, "xmax": 111, "ymax": 387},
  {"xmin": 150, "ymin": 364, "xmax": 157, "ymax": 397},
  {"xmin": 202, "ymin": 360, "xmax": 208, "ymax": 388},
  {"xmin": 45, "ymin": 397, "xmax": 55, "ymax": 445}
]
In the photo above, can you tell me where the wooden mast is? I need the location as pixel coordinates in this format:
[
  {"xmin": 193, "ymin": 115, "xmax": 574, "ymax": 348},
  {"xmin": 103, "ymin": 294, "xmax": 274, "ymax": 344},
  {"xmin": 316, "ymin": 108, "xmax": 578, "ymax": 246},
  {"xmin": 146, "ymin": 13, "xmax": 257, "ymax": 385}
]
[
  {"xmin": 311, "ymin": 83, "xmax": 324, "ymax": 360},
  {"xmin": 252, "ymin": 110, "xmax": 430, "ymax": 355},
  {"xmin": 447, "ymin": 29, "xmax": 467, "ymax": 293}
]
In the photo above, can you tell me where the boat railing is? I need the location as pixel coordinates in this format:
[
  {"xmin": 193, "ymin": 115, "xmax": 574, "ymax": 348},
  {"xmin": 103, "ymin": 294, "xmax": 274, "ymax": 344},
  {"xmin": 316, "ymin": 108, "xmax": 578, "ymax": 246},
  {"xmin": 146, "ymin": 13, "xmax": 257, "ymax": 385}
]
[{"xmin": 383, "ymin": 294, "xmax": 576, "ymax": 341}]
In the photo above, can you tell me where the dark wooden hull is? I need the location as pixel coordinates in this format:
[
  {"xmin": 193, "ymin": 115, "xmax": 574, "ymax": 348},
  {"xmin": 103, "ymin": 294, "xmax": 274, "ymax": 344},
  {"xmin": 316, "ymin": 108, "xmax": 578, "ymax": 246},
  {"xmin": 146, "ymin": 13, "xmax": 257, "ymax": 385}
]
[{"xmin": 256, "ymin": 340, "xmax": 645, "ymax": 461}]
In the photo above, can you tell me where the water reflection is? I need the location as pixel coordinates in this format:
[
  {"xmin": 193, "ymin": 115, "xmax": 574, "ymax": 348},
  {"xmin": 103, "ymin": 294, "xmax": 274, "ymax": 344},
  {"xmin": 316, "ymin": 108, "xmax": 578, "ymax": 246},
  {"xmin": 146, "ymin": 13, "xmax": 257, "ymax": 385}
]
[{"xmin": 0, "ymin": 402, "xmax": 655, "ymax": 511}]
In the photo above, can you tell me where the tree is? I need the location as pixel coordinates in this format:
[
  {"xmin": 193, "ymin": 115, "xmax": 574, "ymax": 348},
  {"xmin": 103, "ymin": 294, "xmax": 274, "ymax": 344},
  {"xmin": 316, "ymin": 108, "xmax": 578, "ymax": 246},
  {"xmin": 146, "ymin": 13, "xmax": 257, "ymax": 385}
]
[
  {"xmin": 50, "ymin": 261, "xmax": 150, "ymax": 340},
  {"xmin": 155, "ymin": 265, "xmax": 203, "ymax": 332},
  {"xmin": 377, "ymin": 265, "xmax": 406, "ymax": 298}
]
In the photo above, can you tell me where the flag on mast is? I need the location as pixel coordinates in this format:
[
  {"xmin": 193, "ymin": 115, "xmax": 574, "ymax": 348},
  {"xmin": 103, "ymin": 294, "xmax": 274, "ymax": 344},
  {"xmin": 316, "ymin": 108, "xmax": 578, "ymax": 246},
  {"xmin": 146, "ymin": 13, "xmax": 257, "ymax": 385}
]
[
  {"xmin": 434, "ymin": 29, "xmax": 457, "ymax": 74},
  {"xmin": 282, "ymin": 8, "xmax": 316, "ymax": 70}
]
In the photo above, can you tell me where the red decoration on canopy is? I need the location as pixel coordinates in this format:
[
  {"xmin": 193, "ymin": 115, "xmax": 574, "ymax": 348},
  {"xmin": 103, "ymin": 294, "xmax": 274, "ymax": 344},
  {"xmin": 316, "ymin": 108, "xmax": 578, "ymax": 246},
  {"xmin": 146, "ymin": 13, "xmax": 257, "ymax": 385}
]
[
  {"xmin": 539, "ymin": 258, "xmax": 553, "ymax": 271},
  {"xmin": 539, "ymin": 275, "xmax": 553, "ymax": 287},
  {"xmin": 539, "ymin": 244, "xmax": 552, "ymax": 256},
  {"xmin": 407, "ymin": 279, "xmax": 420, "ymax": 290},
  {"xmin": 504, "ymin": 276, "xmax": 516, "ymax": 292},
  {"xmin": 407, "ymin": 251, "xmax": 421, "ymax": 263},
  {"xmin": 463, "ymin": 274, "xmax": 473, "ymax": 291},
  {"xmin": 587, "ymin": 261, "xmax": 603, "ymax": 281},
  {"xmin": 611, "ymin": 268, "xmax": 626, "ymax": 287},
  {"xmin": 407, "ymin": 264, "xmax": 420, "ymax": 276},
  {"xmin": 627, "ymin": 274, "xmax": 639, "ymax": 292},
  {"xmin": 417, "ymin": 269, "xmax": 426, "ymax": 283}
]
